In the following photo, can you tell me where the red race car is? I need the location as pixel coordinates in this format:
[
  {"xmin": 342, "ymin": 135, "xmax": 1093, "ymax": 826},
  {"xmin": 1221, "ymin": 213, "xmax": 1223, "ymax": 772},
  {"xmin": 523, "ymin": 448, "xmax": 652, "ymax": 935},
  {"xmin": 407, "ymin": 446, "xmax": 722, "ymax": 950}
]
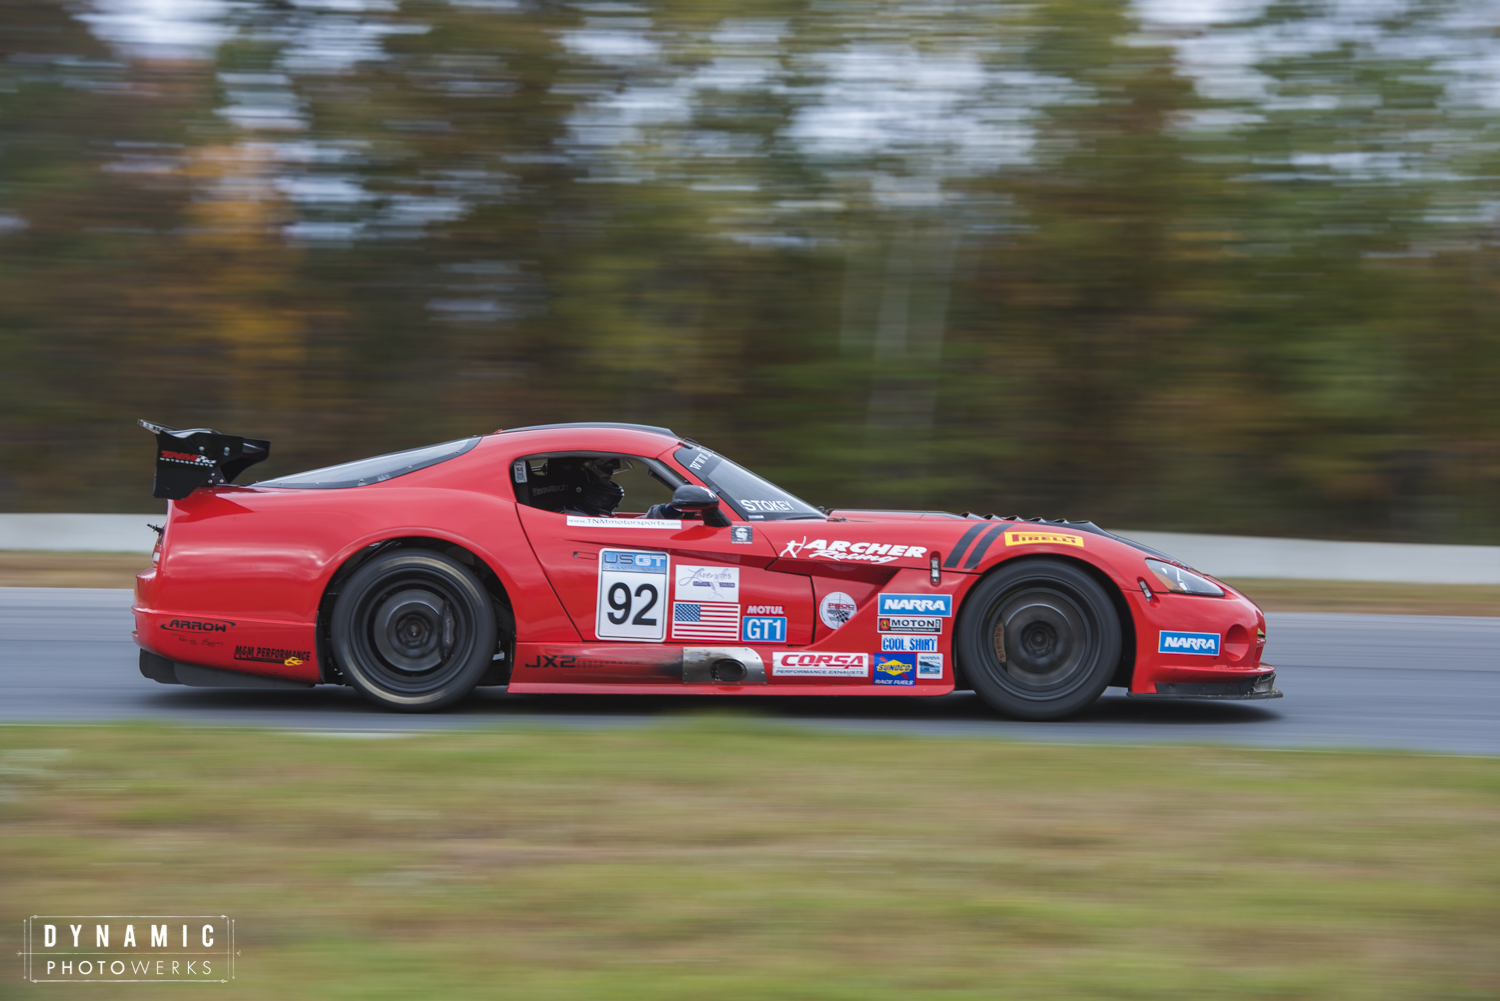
[{"xmin": 133, "ymin": 421, "xmax": 1280, "ymax": 718}]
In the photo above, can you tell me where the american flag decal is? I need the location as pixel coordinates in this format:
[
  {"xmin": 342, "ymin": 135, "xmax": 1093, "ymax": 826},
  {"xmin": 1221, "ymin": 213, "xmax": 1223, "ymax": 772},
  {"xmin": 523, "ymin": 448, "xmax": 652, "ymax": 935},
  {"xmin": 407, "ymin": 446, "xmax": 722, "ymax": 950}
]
[{"xmin": 671, "ymin": 602, "xmax": 741, "ymax": 641}]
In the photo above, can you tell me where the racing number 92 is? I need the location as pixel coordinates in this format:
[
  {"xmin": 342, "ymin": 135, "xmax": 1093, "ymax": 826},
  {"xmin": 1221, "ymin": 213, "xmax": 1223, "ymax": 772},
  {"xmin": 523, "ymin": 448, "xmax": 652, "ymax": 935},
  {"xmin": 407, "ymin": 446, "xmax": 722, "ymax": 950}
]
[
  {"xmin": 607, "ymin": 581, "xmax": 659, "ymax": 626},
  {"xmin": 596, "ymin": 549, "xmax": 669, "ymax": 641}
]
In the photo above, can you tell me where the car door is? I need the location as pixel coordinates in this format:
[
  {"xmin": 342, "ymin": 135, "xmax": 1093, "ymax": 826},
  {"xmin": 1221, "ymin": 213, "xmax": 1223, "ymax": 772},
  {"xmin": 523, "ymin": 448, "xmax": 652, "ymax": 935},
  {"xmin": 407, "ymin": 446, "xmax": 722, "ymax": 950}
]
[{"xmin": 510, "ymin": 449, "xmax": 816, "ymax": 684}]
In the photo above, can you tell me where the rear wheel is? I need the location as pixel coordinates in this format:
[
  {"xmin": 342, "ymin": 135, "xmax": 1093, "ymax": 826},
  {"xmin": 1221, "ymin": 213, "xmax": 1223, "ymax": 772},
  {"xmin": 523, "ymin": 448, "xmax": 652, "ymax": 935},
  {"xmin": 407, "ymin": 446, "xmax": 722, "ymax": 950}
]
[
  {"xmin": 957, "ymin": 558, "xmax": 1121, "ymax": 721},
  {"xmin": 331, "ymin": 549, "xmax": 497, "ymax": 712}
]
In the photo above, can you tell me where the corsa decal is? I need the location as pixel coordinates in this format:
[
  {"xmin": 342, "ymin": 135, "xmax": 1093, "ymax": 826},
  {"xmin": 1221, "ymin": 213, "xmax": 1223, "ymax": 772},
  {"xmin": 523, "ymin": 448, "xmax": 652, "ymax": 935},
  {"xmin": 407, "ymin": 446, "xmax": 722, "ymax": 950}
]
[{"xmin": 772, "ymin": 652, "xmax": 869, "ymax": 677}]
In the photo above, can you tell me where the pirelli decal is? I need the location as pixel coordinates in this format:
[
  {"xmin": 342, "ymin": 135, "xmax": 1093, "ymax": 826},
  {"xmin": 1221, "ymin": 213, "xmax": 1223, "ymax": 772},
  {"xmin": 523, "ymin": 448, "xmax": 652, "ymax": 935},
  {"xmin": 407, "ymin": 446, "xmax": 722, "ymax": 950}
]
[{"xmin": 1005, "ymin": 530, "xmax": 1085, "ymax": 548}]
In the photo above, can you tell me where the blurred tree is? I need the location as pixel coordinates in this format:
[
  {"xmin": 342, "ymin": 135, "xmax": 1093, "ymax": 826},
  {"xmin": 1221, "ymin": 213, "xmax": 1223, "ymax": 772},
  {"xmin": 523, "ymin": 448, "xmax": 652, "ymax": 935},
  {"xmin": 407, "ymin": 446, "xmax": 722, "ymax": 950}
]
[{"xmin": 0, "ymin": 0, "xmax": 1495, "ymax": 542}]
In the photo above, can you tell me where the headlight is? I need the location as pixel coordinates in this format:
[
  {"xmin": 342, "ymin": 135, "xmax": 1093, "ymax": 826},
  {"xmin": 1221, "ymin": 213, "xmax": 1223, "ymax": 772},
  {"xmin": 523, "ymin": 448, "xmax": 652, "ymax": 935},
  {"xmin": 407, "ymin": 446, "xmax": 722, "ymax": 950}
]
[{"xmin": 1145, "ymin": 559, "xmax": 1224, "ymax": 597}]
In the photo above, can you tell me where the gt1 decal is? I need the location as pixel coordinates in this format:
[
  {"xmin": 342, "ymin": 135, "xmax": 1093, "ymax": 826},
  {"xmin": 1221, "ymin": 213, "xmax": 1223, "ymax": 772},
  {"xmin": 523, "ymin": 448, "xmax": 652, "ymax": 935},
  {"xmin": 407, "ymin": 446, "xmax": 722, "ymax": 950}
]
[
  {"xmin": 567, "ymin": 516, "xmax": 681, "ymax": 529},
  {"xmin": 1004, "ymin": 530, "xmax": 1085, "ymax": 548},
  {"xmin": 916, "ymin": 652, "xmax": 943, "ymax": 678},
  {"xmin": 872, "ymin": 653, "xmax": 917, "ymax": 686},
  {"xmin": 597, "ymin": 549, "xmax": 669, "ymax": 642},
  {"xmin": 675, "ymin": 565, "xmax": 740, "ymax": 603},
  {"xmin": 730, "ymin": 525, "xmax": 754, "ymax": 545},
  {"xmin": 1158, "ymin": 630, "xmax": 1221, "ymax": 656},
  {"xmin": 742, "ymin": 616, "xmax": 788, "ymax": 643},
  {"xmin": 882, "ymin": 635, "xmax": 938, "ymax": 652},
  {"xmin": 878, "ymin": 616, "xmax": 943, "ymax": 634},
  {"xmin": 877, "ymin": 593, "xmax": 952, "ymax": 617},
  {"xmin": 819, "ymin": 591, "xmax": 857, "ymax": 629},
  {"xmin": 779, "ymin": 538, "xmax": 928, "ymax": 564},
  {"xmin": 772, "ymin": 652, "xmax": 869, "ymax": 677}
]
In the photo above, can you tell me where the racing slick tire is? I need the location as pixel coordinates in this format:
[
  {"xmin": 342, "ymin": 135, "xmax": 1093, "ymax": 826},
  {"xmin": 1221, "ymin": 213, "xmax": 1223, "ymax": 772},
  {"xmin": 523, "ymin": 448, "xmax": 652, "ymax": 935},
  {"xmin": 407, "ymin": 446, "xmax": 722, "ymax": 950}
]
[
  {"xmin": 957, "ymin": 558, "xmax": 1121, "ymax": 721},
  {"xmin": 330, "ymin": 549, "xmax": 498, "ymax": 712}
]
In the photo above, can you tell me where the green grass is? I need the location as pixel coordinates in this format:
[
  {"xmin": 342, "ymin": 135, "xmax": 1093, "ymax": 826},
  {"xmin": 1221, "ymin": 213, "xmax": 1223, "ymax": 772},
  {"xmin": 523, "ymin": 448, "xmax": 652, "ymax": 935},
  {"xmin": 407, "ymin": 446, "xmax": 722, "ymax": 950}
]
[{"xmin": 2, "ymin": 720, "xmax": 1497, "ymax": 999}]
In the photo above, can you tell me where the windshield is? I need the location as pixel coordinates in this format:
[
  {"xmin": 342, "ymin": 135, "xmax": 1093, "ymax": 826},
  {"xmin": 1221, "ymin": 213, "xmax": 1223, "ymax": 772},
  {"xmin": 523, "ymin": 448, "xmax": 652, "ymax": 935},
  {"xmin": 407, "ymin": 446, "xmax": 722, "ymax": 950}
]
[
  {"xmin": 674, "ymin": 446, "xmax": 825, "ymax": 521},
  {"xmin": 257, "ymin": 436, "xmax": 481, "ymax": 489}
]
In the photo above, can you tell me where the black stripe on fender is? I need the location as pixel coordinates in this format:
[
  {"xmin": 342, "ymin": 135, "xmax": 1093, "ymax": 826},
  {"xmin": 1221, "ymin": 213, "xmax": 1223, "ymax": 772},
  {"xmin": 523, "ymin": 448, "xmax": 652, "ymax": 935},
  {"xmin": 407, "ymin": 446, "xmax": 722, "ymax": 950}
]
[
  {"xmin": 944, "ymin": 523, "xmax": 988, "ymax": 568},
  {"xmin": 963, "ymin": 524, "xmax": 1007, "ymax": 569}
]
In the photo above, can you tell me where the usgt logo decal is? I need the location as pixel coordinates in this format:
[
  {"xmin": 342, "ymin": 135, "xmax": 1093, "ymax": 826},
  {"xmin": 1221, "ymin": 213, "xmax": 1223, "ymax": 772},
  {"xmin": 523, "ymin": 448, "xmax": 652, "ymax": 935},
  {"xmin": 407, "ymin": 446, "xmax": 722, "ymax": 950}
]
[
  {"xmin": 1158, "ymin": 631, "xmax": 1221, "ymax": 656},
  {"xmin": 779, "ymin": 538, "xmax": 927, "ymax": 564},
  {"xmin": 1005, "ymin": 530, "xmax": 1085, "ymax": 548},
  {"xmin": 160, "ymin": 618, "xmax": 234, "ymax": 633},
  {"xmin": 877, "ymin": 593, "xmax": 952, "ymax": 617},
  {"xmin": 772, "ymin": 652, "xmax": 869, "ymax": 677}
]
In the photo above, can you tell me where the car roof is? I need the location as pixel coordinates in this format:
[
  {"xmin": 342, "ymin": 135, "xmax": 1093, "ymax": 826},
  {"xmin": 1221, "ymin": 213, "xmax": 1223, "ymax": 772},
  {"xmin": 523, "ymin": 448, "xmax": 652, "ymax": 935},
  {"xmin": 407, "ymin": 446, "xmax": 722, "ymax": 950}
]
[{"xmin": 498, "ymin": 422, "xmax": 678, "ymax": 438}]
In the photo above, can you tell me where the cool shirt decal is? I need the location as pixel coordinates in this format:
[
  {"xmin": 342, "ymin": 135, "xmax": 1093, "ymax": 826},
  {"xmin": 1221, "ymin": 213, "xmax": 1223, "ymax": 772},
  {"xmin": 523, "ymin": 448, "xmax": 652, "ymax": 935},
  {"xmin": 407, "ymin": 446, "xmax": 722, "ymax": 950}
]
[
  {"xmin": 819, "ymin": 592, "xmax": 857, "ymax": 630},
  {"xmin": 877, "ymin": 594, "xmax": 952, "ymax": 617},
  {"xmin": 772, "ymin": 652, "xmax": 869, "ymax": 677},
  {"xmin": 779, "ymin": 538, "xmax": 928, "ymax": 564},
  {"xmin": 1004, "ymin": 530, "xmax": 1085, "ymax": 548},
  {"xmin": 1158, "ymin": 630, "xmax": 1221, "ymax": 656},
  {"xmin": 882, "ymin": 635, "xmax": 938, "ymax": 652}
]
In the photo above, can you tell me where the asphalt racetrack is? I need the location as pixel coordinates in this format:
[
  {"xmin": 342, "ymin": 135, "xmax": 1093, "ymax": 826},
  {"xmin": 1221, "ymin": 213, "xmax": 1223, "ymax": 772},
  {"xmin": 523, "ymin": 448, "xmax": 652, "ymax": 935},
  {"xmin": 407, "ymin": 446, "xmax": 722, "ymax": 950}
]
[{"xmin": 2, "ymin": 588, "xmax": 1496, "ymax": 754}]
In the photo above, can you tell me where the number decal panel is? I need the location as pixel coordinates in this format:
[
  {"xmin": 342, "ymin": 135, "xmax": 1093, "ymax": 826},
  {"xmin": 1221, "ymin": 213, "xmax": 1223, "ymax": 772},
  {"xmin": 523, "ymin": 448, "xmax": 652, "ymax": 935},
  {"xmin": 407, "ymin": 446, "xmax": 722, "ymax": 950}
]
[{"xmin": 596, "ymin": 549, "xmax": 669, "ymax": 641}]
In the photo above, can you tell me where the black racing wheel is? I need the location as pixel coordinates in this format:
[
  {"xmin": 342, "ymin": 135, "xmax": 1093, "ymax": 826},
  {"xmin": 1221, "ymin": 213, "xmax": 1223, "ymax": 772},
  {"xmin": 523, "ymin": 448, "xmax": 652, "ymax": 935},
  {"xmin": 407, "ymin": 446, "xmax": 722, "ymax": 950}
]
[
  {"xmin": 330, "ymin": 549, "xmax": 498, "ymax": 712},
  {"xmin": 957, "ymin": 558, "xmax": 1121, "ymax": 721}
]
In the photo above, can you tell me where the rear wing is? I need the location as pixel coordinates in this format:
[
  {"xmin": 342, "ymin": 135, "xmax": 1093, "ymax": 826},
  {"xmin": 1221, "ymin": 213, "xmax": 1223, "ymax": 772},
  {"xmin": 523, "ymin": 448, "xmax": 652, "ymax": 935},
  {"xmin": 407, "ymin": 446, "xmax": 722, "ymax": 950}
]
[{"xmin": 139, "ymin": 419, "xmax": 271, "ymax": 500}]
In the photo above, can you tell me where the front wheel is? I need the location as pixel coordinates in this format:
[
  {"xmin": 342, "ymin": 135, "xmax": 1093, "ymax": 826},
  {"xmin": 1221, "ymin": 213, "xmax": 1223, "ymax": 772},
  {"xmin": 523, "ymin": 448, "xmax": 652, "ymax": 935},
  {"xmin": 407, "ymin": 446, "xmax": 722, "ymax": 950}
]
[
  {"xmin": 957, "ymin": 558, "xmax": 1121, "ymax": 721},
  {"xmin": 330, "ymin": 549, "xmax": 498, "ymax": 712}
]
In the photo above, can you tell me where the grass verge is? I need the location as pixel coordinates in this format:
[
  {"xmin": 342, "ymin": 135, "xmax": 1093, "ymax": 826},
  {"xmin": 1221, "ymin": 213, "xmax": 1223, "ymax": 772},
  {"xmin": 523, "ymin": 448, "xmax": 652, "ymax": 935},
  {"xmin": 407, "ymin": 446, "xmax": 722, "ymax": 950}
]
[{"xmin": 1, "ymin": 721, "xmax": 1496, "ymax": 999}]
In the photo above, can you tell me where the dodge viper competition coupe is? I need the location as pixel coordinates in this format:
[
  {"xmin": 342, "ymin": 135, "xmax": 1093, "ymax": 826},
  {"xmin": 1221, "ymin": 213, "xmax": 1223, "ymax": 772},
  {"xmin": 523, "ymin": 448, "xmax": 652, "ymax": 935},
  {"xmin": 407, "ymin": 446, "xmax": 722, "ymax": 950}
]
[{"xmin": 133, "ymin": 421, "xmax": 1280, "ymax": 718}]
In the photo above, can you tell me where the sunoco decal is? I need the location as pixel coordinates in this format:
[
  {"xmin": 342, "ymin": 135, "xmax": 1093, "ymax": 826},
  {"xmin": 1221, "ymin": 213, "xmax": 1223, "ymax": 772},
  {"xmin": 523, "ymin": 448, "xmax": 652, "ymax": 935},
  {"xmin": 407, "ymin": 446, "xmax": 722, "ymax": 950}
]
[
  {"xmin": 1157, "ymin": 631, "xmax": 1221, "ymax": 656},
  {"xmin": 877, "ymin": 593, "xmax": 952, "ymax": 617}
]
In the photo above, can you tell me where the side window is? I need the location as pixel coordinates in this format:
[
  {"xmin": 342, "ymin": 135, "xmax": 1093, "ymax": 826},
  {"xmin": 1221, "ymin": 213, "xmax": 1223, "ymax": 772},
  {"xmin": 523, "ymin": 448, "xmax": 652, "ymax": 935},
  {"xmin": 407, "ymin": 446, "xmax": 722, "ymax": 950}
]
[{"xmin": 511, "ymin": 453, "xmax": 680, "ymax": 516}]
